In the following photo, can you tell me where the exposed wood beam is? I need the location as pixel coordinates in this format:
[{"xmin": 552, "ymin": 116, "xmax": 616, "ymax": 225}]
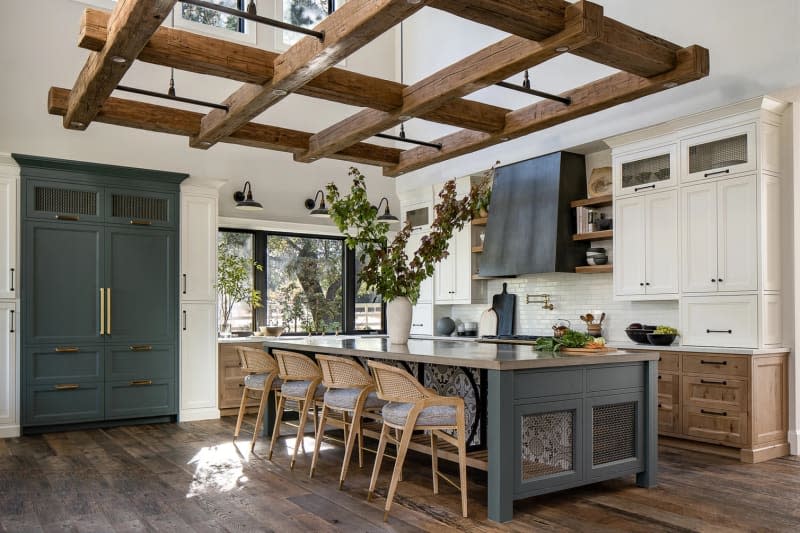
[
  {"xmin": 434, "ymin": 0, "xmax": 680, "ymax": 77},
  {"xmin": 80, "ymin": 8, "xmax": 509, "ymax": 132},
  {"xmin": 296, "ymin": 1, "xmax": 603, "ymax": 163},
  {"xmin": 384, "ymin": 45, "xmax": 710, "ymax": 177},
  {"xmin": 190, "ymin": 0, "xmax": 428, "ymax": 149},
  {"xmin": 64, "ymin": 0, "xmax": 177, "ymax": 130},
  {"xmin": 49, "ymin": 87, "xmax": 402, "ymax": 168}
]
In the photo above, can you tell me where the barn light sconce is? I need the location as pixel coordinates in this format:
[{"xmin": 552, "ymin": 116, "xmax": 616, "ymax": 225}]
[
  {"xmin": 374, "ymin": 197, "xmax": 399, "ymax": 223},
  {"xmin": 234, "ymin": 181, "xmax": 263, "ymax": 211},
  {"xmin": 305, "ymin": 190, "xmax": 329, "ymax": 217}
]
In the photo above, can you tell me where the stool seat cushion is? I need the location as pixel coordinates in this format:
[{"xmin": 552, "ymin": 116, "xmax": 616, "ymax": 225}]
[
  {"xmin": 281, "ymin": 380, "xmax": 325, "ymax": 399},
  {"xmin": 324, "ymin": 388, "xmax": 386, "ymax": 411},
  {"xmin": 382, "ymin": 401, "xmax": 457, "ymax": 427},
  {"xmin": 244, "ymin": 373, "xmax": 273, "ymax": 390}
]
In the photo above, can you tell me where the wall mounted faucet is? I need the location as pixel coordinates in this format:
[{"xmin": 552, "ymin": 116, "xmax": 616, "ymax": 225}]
[{"xmin": 526, "ymin": 293, "xmax": 554, "ymax": 310}]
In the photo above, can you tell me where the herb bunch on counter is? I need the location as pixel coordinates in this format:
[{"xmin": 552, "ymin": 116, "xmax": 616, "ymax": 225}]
[{"xmin": 534, "ymin": 329, "xmax": 603, "ymax": 351}]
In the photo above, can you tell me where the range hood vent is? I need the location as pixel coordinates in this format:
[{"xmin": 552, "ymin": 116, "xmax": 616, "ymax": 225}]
[{"xmin": 480, "ymin": 152, "xmax": 588, "ymax": 277}]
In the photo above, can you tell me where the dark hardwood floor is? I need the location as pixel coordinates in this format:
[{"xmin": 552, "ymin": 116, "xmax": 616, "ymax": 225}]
[{"xmin": 1, "ymin": 416, "xmax": 799, "ymax": 532}]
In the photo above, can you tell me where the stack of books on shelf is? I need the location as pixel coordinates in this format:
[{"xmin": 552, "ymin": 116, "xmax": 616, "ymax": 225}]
[{"xmin": 576, "ymin": 207, "xmax": 599, "ymax": 234}]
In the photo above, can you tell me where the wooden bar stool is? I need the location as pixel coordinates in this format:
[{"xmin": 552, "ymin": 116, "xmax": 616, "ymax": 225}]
[
  {"xmin": 233, "ymin": 346, "xmax": 280, "ymax": 452},
  {"xmin": 366, "ymin": 360, "xmax": 468, "ymax": 520},
  {"xmin": 269, "ymin": 349, "xmax": 326, "ymax": 469},
  {"xmin": 310, "ymin": 354, "xmax": 386, "ymax": 488}
]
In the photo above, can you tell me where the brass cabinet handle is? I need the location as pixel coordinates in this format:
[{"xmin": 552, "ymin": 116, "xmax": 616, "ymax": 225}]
[
  {"xmin": 107, "ymin": 288, "xmax": 112, "ymax": 334},
  {"xmin": 129, "ymin": 219, "xmax": 152, "ymax": 226},
  {"xmin": 100, "ymin": 288, "xmax": 105, "ymax": 335},
  {"xmin": 129, "ymin": 379, "xmax": 152, "ymax": 386},
  {"xmin": 129, "ymin": 345, "xmax": 153, "ymax": 352},
  {"xmin": 55, "ymin": 214, "xmax": 80, "ymax": 221},
  {"xmin": 54, "ymin": 384, "xmax": 80, "ymax": 390},
  {"xmin": 55, "ymin": 346, "xmax": 80, "ymax": 352}
]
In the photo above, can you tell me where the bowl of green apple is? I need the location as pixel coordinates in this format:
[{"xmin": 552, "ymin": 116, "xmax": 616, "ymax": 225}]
[{"xmin": 646, "ymin": 326, "xmax": 678, "ymax": 346}]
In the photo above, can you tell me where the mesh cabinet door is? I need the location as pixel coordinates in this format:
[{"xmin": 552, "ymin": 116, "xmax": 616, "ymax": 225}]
[{"xmin": 586, "ymin": 392, "xmax": 644, "ymax": 481}]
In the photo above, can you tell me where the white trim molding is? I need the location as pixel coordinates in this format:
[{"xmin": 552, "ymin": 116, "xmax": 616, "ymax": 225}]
[
  {"xmin": 0, "ymin": 425, "xmax": 20, "ymax": 439},
  {"xmin": 179, "ymin": 408, "xmax": 221, "ymax": 423},
  {"xmin": 218, "ymin": 216, "xmax": 344, "ymax": 237}
]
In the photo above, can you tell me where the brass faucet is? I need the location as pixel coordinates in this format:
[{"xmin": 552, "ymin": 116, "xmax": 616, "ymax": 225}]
[{"xmin": 526, "ymin": 293, "xmax": 554, "ymax": 310}]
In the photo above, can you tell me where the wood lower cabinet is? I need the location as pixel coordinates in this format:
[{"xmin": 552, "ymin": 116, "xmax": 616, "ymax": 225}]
[
  {"xmin": 218, "ymin": 341, "xmax": 264, "ymax": 415},
  {"xmin": 657, "ymin": 350, "xmax": 788, "ymax": 463}
]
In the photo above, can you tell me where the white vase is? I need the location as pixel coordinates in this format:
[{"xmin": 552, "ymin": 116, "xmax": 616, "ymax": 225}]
[{"xmin": 386, "ymin": 296, "xmax": 413, "ymax": 344}]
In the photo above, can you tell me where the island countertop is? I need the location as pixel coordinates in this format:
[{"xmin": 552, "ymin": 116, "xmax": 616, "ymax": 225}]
[{"xmin": 261, "ymin": 336, "xmax": 658, "ymax": 370}]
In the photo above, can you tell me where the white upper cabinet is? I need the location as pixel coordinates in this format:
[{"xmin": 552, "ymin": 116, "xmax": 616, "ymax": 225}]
[
  {"xmin": 0, "ymin": 176, "xmax": 17, "ymax": 300},
  {"xmin": 681, "ymin": 182, "xmax": 718, "ymax": 293},
  {"xmin": 681, "ymin": 122, "xmax": 757, "ymax": 182},
  {"xmin": 613, "ymin": 143, "xmax": 677, "ymax": 197},
  {"xmin": 180, "ymin": 189, "xmax": 217, "ymax": 302},
  {"xmin": 614, "ymin": 190, "xmax": 678, "ymax": 299}
]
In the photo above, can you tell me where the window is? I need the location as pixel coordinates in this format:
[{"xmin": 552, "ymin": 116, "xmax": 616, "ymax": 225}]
[
  {"xmin": 218, "ymin": 229, "xmax": 383, "ymax": 335},
  {"xmin": 217, "ymin": 231, "xmax": 257, "ymax": 334},
  {"xmin": 280, "ymin": 0, "xmax": 335, "ymax": 47},
  {"xmin": 181, "ymin": 0, "xmax": 246, "ymax": 33}
]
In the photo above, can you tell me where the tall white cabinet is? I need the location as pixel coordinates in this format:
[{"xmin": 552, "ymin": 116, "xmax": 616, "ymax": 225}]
[
  {"xmin": 610, "ymin": 97, "xmax": 786, "ymax": 349},
  {"xmin": 0, "ymin": 155, "xmax": 19, "ymax": 437},
  {"xmin": 179, "ymin": 183, "xmax": 220, "ymax": 421}
]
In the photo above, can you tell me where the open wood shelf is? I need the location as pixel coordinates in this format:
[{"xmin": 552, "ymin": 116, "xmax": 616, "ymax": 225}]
[
  {"xmin": 471, "ymin": 216, "xmax": 488, "ymax": 226},
  {"xmin": 576, "ymin": 265, "xmax": 613, "ymax": 274},
  {"xmin": 472, "ymin": 274, "xmax": 515, "ymax": 280},
  {"xmin": 471, "ymin": 245, "xmax": 483, "ymax": 253},
  {"xmin": 573, "ymin": 230, "xmax": 613, "ymax": 241},
  {"xmin": 570, "ymin": 194, "xmax": 613, "ymax": 208}
]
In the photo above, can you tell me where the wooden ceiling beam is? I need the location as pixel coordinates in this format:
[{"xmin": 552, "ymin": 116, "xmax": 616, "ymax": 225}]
[
  {"xmin": 434, "ymin": 0, "xmax": 681, "ymax": 78},
  {"xmin": 384, "ymin": 45, "xmax": 709, "ymax": 177},
  {"xmin": 296, "ymin": 1, "xmax": 603, "ymax": 163},
  {"xmin": 80, "ymin": 7, "xmax": 509, "ymax": 132},
  {"xmin": 49, "ymin": 87, "xmax": 402, "ymax": 168},
  {"xmin": 190, "ymin": 0, "xmax": 428, "ymax": 150},
  {"xmin": 63, "ymin": 0, "xmax": 178, "ymax": 131}
]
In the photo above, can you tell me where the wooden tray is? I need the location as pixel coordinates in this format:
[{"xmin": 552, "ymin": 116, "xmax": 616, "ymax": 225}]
[{"xmin": 559, "ymin": 346, "xmax": 613, "ymax": 354}]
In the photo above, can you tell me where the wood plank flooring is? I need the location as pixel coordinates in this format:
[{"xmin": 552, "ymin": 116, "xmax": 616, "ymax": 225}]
[{"xmin": 1, "ymin": 416, "xmax": 799, "ymax": 532}]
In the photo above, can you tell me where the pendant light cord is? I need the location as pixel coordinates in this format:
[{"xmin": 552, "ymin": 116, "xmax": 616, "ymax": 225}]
[
  {"xmin": 399, "ymin": 22, "xmax": 406, "ymax": 138},
  {"xmin": 168, "ymin": 9, "xmax": 176, "ymax": 97}
]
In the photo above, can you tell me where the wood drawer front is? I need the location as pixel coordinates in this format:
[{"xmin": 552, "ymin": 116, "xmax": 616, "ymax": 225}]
[
  {"xmin": 658, "ymin": 352, "xmax": 680, "ymax": 372},
  {"xmin": 683, "ymin": 404, "xmax": 745, "ymax": 446},
  {"xmin": 26, "ymin": 345, "xmax": 103, "ymax": 384},
  {"xmin": 658, "ymin": 373, "xmax": 680, "ymax": 434},
  {"xmin": 683, "ymin": 354, "xmax": 748, "ymax": 378},
  {"xmin": 107, "ymin": 344, "xmax": 175, "ymax": 381},
  {"xmin": 683, "ymin": 376, "xmax": 747, "ymax": 409}
]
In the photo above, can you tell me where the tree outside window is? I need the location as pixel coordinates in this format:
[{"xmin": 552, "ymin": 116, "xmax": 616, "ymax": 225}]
[
  {"xmin": 180, "ymin": 0, "xmax": 245, "ymax": 33},
  {"xmin": 282, "ymin": 0, "xmax": 333, "ymax": 46}
]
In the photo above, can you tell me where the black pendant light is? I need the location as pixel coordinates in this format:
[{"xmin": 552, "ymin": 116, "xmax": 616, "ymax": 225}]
[{"xmin": 234, "ymin": 181, "xmax": 263, "ymax": 211}]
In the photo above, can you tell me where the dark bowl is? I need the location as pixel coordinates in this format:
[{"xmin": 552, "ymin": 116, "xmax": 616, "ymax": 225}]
[
  {"xmin": 624, "ymin": 328, "xmax": 651, "ymax": 344},
  {"xmin": 642, "ymin": 324, "xmax": 657, "ymax": 331},
  {"xmin": 647, "ymin": 333, "xmax": 677, "ymax": 346}
]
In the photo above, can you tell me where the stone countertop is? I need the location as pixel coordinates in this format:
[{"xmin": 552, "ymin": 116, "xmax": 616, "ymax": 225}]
[
  {"xmin": 608, "ymin": 342, "xmax": 790, "ymax": 355},
  {"xmin": 261, "ymin": 337, "xmax": 657, "ymax": 370}
]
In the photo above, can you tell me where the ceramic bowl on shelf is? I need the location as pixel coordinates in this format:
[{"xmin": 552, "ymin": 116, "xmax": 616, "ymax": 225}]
[{"xmin": 587, "ymin": 255, "xmax": 608, "ymax": 266}]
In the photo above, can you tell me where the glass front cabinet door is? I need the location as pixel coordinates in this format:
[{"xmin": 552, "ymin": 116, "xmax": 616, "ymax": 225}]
[{"xmin": 613, "ymin": 144, "xmax": 678, "ymax": 197}]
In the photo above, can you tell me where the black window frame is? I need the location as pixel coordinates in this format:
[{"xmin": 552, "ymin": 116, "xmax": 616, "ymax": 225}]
[
  {"xmin": 180, "ymin": 0, "xmax": 247, "ymax": 34},
  {"xmin": 218, "ymin": 227, "xmax": 384, "ymax": 335}
]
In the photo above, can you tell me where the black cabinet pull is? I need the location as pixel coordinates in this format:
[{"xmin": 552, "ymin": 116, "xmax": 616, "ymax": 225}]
[
  {"xmin": 639, "ymin": 282, "xmax": 644, "ymax": 286},
  {"xmin": 645, "ymin": 282, "xmax": 650, "ymax": 286},
  {"xmin": 711, "ymin": 278, "xmax": 716, "ymax": 282},
  {"xmin": 704, "ymin": 169, "xmax": 730, "ymax": 178},
  {"xmin": 412, "ymin": 323, "xmax": 423, "ymax": 327},
  {"xmin": 182, "ymin": 274, "xmax": 187, "ymax": 295},
  {"xmin": 700, "ymin": 379, "xmax": 727, "ymax": 385},
  {"xmin": 182, "ymin": 310, "xmax": 187, "ymax": 331},
  {"xmin": 700, "ymin": 409, "xmax": 727, "ymax": 417},
  {"xmin": 657, "ymin": 375, "xmax": 662, "ymax": 380},
  {"xmin": 8, "ymin": 309, "xmax": 13, "ymax": 333},
  {"xmin": 658, "ymin": 403, "xmax": 662, "ymax": 408},
  {"xmin": 706, "ymin": 329, "xmax": 732, "ymax": 334},
  {"xmin": 634, "ymin": 184, "xmax": 657, "ymax": 192},
  {"xmin": 9, "ymin": 268, "xmax": 14, "ymax": 292},
  {"xmin": 717, "ymin": 278, "xmax": 724, "ymax": 282},
  {"xmin": 701, "ymin": 359, "xmax": 727, "ymax": 365}
]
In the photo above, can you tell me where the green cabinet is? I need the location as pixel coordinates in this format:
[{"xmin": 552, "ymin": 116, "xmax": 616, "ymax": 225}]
[{"xmin": 15, "ymin": 154, "xmax": 186, "ymax": 430}]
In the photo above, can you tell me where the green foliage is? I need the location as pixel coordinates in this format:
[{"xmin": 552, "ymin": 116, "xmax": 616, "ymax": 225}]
[
  {"xmin": 325, "ymin": 166, "xmax": 493, "ymax": 304},
  {"xmin": 534, "ymin": 329, "xmax": 596, "ymax": 351},
  {"xmin": 216, "ymin": 236, "xmax": 263, "ymax": 331}
]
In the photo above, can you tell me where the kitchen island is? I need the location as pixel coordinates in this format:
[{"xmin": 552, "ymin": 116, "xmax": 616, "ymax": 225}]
[{"xmin": 262, "ymin": 337, "xmax": 659, "ymax": 522}]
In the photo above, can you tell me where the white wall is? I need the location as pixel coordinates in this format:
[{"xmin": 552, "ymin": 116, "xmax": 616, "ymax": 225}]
[
  {"xmin": 394, "ymin": 0, "xmax": 800, "ymax": 191},
  {"xmin": 0, "ymin": 0, "xmax": 401, "ymax": 225}
]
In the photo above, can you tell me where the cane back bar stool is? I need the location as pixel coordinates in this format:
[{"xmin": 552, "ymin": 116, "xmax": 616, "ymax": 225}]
[
  {"xmin": 233, "ymin": 346, "xmax": 281, "ymax": 451},
  {"xmin": 269, "ymin": 349, "xmax": 326, "ymax": 469},
  {"xmin": 310, "ymin": 354, "xmax": 386, "ymax": 488},
  {"xmin": 366, "ymin": 360, "xmax": 468, "ymax": 520}
]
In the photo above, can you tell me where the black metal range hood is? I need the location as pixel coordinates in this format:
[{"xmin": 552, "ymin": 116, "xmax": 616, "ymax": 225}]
[{"xmin": 480, "ymin": 151, "xmax": 588, "ymax": 277}]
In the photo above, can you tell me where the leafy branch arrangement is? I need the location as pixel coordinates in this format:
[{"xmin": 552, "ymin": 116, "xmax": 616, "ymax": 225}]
[{"xmin": 325, "ymin": 166, "xmax": 493, "ymax": 303}]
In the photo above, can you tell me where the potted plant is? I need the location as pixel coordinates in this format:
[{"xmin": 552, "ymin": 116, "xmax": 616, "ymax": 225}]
[
  {"xmin": 216, "ymin": 238, "xmax": 263, "ymax": 336},
  {"xmin": 326, "ymin": 167, "xmax": 492, "ymax": 343}
]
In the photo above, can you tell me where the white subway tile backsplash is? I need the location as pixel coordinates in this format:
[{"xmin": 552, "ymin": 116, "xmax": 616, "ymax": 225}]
[{"xmin": 444, "ymin": 273, "xmax": 678, "ymax": 341}]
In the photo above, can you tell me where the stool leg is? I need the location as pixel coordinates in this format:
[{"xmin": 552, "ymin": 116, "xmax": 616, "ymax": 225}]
[
  {"xmin": 357, "ymin": 424, "xmax": 365, "ymax": 469},
  {"xmin": 367, "ymin": 423, "xmax": 389, "ymax": 502},
  {"xmin": 250, "ymin": 387, "xmax": 269, "ymax": 452},
  {"xmin": 457, "ymin": 412, "xmax": 468, "ymax": 518},
  {"xmin": 233, "ymin": 386, "xmax": 248, "ymax": 442},
  {"xmin": 268, "ymin": 394, "xmax": 286, "ymax": 461},
  {"xmin": 291, "ymin": 397, "xmax": 311, "ymax": 470},
  {"xmin": 340, "ymin": 409, "xmax": 360, "ymax": 489},
  {"xmin": 309, "ymin": 403, "xmax": 329, "ymax": 478},
  {"xmin": 383, "ymin": 422, "xmax": 415, "ymax": 522},
  {"xmin": 430, "ymin": 432, "xmax": 439, "ymax": 494}
]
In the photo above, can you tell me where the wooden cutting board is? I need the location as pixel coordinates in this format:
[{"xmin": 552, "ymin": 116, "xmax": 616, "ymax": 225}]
[
  {"xmin": 492, "ymin": 282, "xmax": 516, "ymax": 336},
  {"xmin": 559, "ymin": 346, "xmax": 613, "ymax": 354},
  {"xmin": 478, "ymin": 308, "xmax": 498, "ymax": 337}
]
